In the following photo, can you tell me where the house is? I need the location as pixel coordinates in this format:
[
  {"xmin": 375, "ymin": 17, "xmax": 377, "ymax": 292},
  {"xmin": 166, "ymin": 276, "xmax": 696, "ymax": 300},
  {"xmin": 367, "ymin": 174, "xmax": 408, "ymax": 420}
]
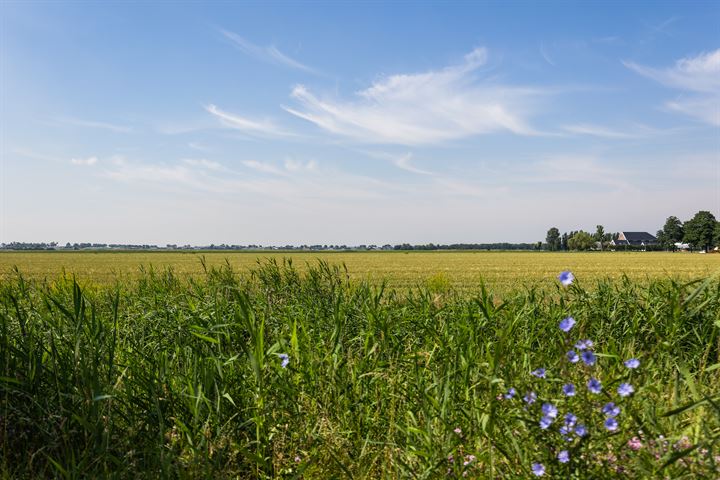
[{"xmin": 611, "ymin": 232, "xmax": 658, "ymax": 248}]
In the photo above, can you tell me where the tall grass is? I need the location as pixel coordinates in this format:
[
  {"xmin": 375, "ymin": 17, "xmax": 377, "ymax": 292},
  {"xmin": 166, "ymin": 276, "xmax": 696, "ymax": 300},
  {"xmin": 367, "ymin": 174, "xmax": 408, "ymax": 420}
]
[{"xmin": 1, "ymin": 260, "xmax": 718, "ymax": 478}]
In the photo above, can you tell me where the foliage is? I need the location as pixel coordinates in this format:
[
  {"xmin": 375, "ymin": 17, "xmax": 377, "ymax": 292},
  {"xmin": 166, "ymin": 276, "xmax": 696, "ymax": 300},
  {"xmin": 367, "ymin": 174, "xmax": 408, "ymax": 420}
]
[
  {"xmin": 1, "ymin": 261, "xmax": 719, "ymax": 478},
  {"xmin": 567, "ymin": 231, "xmax": 595, "ymax": 251},
  {"xmin": 683, "ymin": 211, "xmax": 718, "ymax": 252},
  {"xmin": 546, "ymin": 228, "xmax": 561, "ymax": 252},
  {"xmin": 657, "ymin": 216, "xmax": 685, "ymax": 251}
]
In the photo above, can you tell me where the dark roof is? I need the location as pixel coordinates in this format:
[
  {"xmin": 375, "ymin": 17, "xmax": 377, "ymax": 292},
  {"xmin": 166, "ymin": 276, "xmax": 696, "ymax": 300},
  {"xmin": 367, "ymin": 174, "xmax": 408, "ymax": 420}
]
[{"xmin": 621, "ymin": 232, "xmax": 657, "ymax": 242}]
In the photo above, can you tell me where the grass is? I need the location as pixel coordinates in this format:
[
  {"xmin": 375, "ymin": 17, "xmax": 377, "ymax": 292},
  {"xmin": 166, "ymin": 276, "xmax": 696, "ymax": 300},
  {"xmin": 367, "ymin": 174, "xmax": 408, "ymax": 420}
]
[
  {"xmin": 1, "ymin": 259, "xmax": 719, "ymax": 478},
  {"xmin": 1, "ymin": 250, "xmax": 719, "ymax": 294}
]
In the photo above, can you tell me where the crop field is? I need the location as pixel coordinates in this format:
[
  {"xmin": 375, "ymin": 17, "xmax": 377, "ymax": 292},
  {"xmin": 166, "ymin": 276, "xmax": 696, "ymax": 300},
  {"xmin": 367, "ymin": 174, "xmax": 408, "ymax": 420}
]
[
  {"xmin": 1, "ymin": 258, "xmax": 719, "ymax": 478},
  {"xmin": 1, "ymin": 251, "xmax": 719, "ymax": 294}
]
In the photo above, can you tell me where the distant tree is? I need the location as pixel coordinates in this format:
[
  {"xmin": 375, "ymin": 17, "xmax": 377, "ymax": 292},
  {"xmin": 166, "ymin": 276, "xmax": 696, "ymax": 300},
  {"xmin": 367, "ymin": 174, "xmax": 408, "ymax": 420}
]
[
  {"xmin": 657, "ymin": 216, "xmax": 684, "ymax": 251},
  {"xmin": 561, "ymin": 232, "xmax": 569, "ymax": 251},
  {"xmin": 684, "ymin": 211, "xmax": 717, "ymax": 252},
  {"xmin": 568, "ymin": 231, "xmax": 594, "ymax": 251},
  {"xmin": 546, "ymin": 227, "xmax": 561, "ymax": 251},
  {"xmin": 714, "ymin": 222, "xmax": 720, "ymax": 248},
  {"xmin": 594, "ymin": 225, "xmax": 605, "ymax": 250}
]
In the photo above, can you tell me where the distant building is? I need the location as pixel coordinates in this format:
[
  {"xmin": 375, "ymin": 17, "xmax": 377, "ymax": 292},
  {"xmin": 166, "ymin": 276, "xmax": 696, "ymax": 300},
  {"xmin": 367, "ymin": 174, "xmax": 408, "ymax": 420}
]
[{"xmin": 611, "ymin": 232, "xmax": 658, "ymax": 248}]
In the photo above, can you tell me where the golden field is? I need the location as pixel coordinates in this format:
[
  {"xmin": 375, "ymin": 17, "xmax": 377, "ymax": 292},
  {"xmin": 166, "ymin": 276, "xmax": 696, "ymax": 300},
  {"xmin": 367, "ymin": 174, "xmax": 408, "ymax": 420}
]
[{"xmin": 1, "ymin": 250, "xmax": 718, "ymax": 292}]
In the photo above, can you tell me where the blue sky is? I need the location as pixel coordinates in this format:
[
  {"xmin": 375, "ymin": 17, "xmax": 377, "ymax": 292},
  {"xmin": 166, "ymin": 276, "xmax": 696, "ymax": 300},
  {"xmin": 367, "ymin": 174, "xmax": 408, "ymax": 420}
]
[{"xmin": 2, "ymin": 2, "xmax": 719, "ymax": 245}]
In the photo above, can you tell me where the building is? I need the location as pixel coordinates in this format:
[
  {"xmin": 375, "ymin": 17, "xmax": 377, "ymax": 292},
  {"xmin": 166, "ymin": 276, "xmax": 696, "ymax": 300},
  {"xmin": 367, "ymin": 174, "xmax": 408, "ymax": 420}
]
[{"xmin": 611, "ymin": 232, "xmax": 658, "ymax": 248}]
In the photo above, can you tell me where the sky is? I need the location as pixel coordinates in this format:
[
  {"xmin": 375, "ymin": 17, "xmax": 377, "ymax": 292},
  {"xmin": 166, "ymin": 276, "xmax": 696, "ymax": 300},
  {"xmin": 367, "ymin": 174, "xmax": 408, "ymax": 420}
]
[{"xmin": 1, "ymin": 2, "xmax": 719, "ymax": 245}]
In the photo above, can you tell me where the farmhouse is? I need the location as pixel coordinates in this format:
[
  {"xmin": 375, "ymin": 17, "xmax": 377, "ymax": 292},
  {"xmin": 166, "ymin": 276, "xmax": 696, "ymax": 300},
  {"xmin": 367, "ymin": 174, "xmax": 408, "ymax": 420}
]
[{"xmin": 611, "ymin": 232, "xmax": 658, "ymax": 248}]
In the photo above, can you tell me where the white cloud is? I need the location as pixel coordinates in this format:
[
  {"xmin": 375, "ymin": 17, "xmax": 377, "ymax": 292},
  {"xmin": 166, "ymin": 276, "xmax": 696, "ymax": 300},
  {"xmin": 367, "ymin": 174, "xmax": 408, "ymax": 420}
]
[
  {"xmin": 71, "ymin": 156, "xmax": 98, "ymax": 166},
  {"xmin": 58, "ymin": 117, "xmax": 132, "ymax": 133},
  {"xmin": 242, "ymin": 160, "xmax": 286, "ymax": 176},
  {"xmin": 624, "ymin": 49, "xmax": 720, "ymax": 125},
  {"xmin": 205, "ymin": 104, "xmax": 295, "ymax": 137},
  {"xmin": 561, "ymin": 124, "xmax": 640, "ymax": 139},
  {"xmin": 284, "ymin": 47, "xmax": 544, "ymax": 145},
  {"xmin": 219, "ymin": 29, "xmax": 318, "ymax": 74},
  {"xmin": 283, "ymin": 157, "xmax": 317, "ymax": 172},
  {"xmin": 182, "ymin": 158, "xmax": 223, "ymax": 170}
]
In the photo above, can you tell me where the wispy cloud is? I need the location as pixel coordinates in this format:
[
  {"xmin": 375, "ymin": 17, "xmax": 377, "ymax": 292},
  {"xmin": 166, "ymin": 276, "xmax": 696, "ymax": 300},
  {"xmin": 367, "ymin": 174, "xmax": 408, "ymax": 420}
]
[
  {"xmin": 205, "ymin": 104, "xmax": 295, "ymax": 137},
  {"xmin": 561, "ymin": 124, "xmax": 640, "ymax": 139},
  {"xmin": 219, "ymin": 28, "xmax": 318, "ymax": 74},
  {"xmin": 57, "ymin": 117, "xmax": 133, "ymax": 133},
  {"xmin": 284, "ymin": 47, "xmax": 545, "ymax": 145},
  {"xmin": 71, "ymin": 156, "xmax": 98, "ymax": 166},
  {"xmin": 624, "ymin": 49, "xmax": 720, "ymax": 125}
]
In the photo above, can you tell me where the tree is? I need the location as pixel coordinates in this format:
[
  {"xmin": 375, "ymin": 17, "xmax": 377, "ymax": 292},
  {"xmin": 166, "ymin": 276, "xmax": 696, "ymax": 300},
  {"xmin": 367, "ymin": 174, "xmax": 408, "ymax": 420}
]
[
  {"xmin": 561, "ymin": 232, "xmax": 569, "ymax": 251},
  {"xmin": 546, "ymin": 227, "xmax": 561, "ymax": 251},
  {"xmin": 684, "ymin": 211, "xmax": 717, "ymax": 252},
  {"xmin": 594, "ymin": 225, "xmax": 605, "ymax": 250},
  {"xmin": 567, "ymin": 231, "xmax": 594, "ymax": 251},
  {"xmin": 657, "ymin": 216, "xmax": 684, "ymax": 251}
]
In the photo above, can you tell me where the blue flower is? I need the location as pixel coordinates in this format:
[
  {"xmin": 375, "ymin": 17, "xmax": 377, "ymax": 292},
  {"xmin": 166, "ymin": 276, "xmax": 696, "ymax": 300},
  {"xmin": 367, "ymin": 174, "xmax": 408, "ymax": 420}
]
[
  {"xmin": 558, "ymin": 271, "xmax": 574, "ymax": 287},
  {"xmin": 575, "ymin": 339, "xmax": 593, "ymax": 350},
  {"xmin": 524, "ymin": 391, "xmax": 537, "ymax": 405},
  {"xmin": 604, "ymin": 417, "xmax": 619, "ymax": 431},
  {"xmin": 581, "ymin": 350, "xmax": 597, "ymax": 366},
  {"xmin": 617, "ymin": 383, "xmax": 634, "ymax": 397},
  {"xmin": 575, "ymin": 424, "xmax": 588, "ymax": 437},
  {"xmin": 559, "ymin": 425, "xmax": 571, "ymax": 436},
  {"xmin": 587, "ymin": 378, "xmax": 602, "ymax": 394},
  {"xmin": 562, "ymin": 383, "xmax": 576, "ymax": 397},
  {"xmin": 279, "ymin": 353, "xmax": 290, "ymax": 368},
  {"xmin": 559, "ymin": 316, "xmax": 576, "ymax": 332},
  {"xmin": 602, "ymin": 402, "xmax": 621, "ymax": 417},
  {"xmin": 564, "ymin": 413, "xmax": 577, "ymax": 426},
  {"xmin": 531, "ymin": 368, "xmax": 547, "ymax": 378},
  {"xmin": 542, "ymin": 402, "xmax": 558, "ymax": 419},
  {"xmin": 557, "ymin": 450, "xmax": 570, "ymax": 463},
  {"xmin": 624, "ymin": 358, "xmax": 640, "ymax": 369},
  {"xmin": 531, "ymin": 462, "xmax": 546, "ymax": 476},
  {"xmin": 566, "ymin": 350, "xmax": 580, "ymax": 363},
  {"xmin": 539, "ymin": 416, "xmax": 553, "ymax": 429},
  {"xmin": 504, "ymin": 387, "xmax": 517, "ymax": 400}
]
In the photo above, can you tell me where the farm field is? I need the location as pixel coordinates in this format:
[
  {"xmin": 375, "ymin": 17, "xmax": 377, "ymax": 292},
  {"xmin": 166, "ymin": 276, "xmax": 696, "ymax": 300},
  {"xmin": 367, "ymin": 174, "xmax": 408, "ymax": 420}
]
[{"xmin": 1, "ymin": 251, "xmax": 719, "ymax": 293}]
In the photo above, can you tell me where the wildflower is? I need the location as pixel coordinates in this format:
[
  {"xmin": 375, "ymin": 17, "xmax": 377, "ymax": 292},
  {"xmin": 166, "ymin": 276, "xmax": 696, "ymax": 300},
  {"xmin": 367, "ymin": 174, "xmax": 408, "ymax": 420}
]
[
  {"xmin": 575, "ymin": 339, "xmax": 593, "ymax": 350},
  {"xmin": 604, "ymin": 417, "xmax": 619, "ymax": 431},
  {"xmin": 562, "ymin": 383, "xmax": 576, "ymax": 396},
  {"xmin": 558, "ymin": 271, "xmax": 574, "ymax": 287},
  {"xmin": 581, "ymin": 350, "xmax": 596, "ymax": 366},
  {"xmin": 504, "ymin": 387, "xmax": 516, "ymax": 400},
  {"xmin": 279, "ymin": 353, "xmax": 290, "ymax": 368},
  {"xmin": 587, "ymin": 378, "xmax": 602, "ymax": 394},
  {"xmin": 558, "ymin": 450, "xmax": 570, "ymax": 463},
  {"xmin": 559, "ymin": 425, "xmax": 571, "ymax": 436},
  {"xmin": 531, "ymin": 368, "xmax": 547, "ymax": 378},
  {"xmin": 624, "ymin": 358, "xmax": 640, "ymax": 369},
  {"xmin": 463, "ymin": 454, "xmax": 476, "ymax": 466},
  {"xmin": 628, "ymin": 437, "xmax": 643, "ymax": 450},
  {"xmin": 294, "ymin": 456, "xmax": 301, "ymax": 463},
  {"xmin": 566, "ymin": 350, "xmax": 580, "ymax": 363},
  {"xmin": 524, "ymin": 391, "xmax": 537, "ymax": 404},
  {"xmin": 559, "ymin": 316, "xmax": 576, "ymax": 332},
  {"xmin": 617, "ymin": 383, "xmax": 634, "ymax": 397},
  {"xmin": 539, "ymin": 416, "xmax": 553, "ymax": 429},
  {"xmin": 542, "ymin": 403, "xmax": 558, "ymax": 419},
  {"xmin": 531, "ymin": 462, "xmax": 546, "ymax": 476},
  {"xmin": 575, "ymin": 424, "xmax": 588, "ymax": 437},
  {"xmin": 602, "ymin": 402, "xmax": 621, "ymax": 417},
  {"xmin": 564, "ymin": 413, "xmax": 577, "ymax": 426},
  {"xmin": 454, "ymin": 427, "xmax": 462, "ymax": 435}
]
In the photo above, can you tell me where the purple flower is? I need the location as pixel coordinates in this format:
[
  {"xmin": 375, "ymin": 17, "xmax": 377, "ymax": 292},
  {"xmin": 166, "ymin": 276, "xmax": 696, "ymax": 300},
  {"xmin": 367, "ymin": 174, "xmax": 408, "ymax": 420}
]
[
  {"xmin": 587, "ymin": 378, "xmax": 602, "ymax": 394},
  {"xmin": 562, "ymin": 383, "xmax": 576, "ymax": 397},
  {"xmin": 542, "ymin": 402, "xmax": 558, "ymax": 419},
  {"xmin": 559, "ymin": 316, "xmax": 576, "ymax": 332},
  {"xmin": 539, "ymin": 416, "xmax": 553, "ymax": 429},
  {"xmin": 524, "ymin": 391, "xmax": 537, "ymax": 405},
  {"xmin": 581, "ymin": 350, "xmax": 597, "ymax": 366},
  {"xmin": 531, "ymin": 462, "xmax": 546, "ymax": 476},
  {"xmin": 531, "ymin": 368, "xmax": 547, "ymax": 378},
  {"xmin": 564, "ymin": 413, "xmax": 577, "ymax": 426},
  {"xmin": 557, "ymin": 450, "xmax": 570, "ymax": 463},
  {"xmin": 602, "ymin": 402, "xmax": 621, "ymax": 417},
  {"xmin": 559, "ymin": 425, "xmax": 571, "ymax": 436},
  {"xmin": 279, "ymin": 353, "xmax": 290, "ymax": 368},
  {"xmin": 618, "ymin": 383, "xmax": 635, "ymax": 397},
  {"xmin": 624, "ymin": 358, "xmax": 640, "ymax": 369},
  {"xmin": 604, "ymin": 417, "xmax": 619, "ymax": 431},
  {"xmin": 558, "ymin": 271, "xmax": 574, "ymax": 287},
  {"xmin": 504, "ymin": 387, "xmax": 517, "ymax": 400},
  {"xmin": 454, "ymin": 427, "xmax": 462, "ymax": 435},
  {"xmin": 566, "ymin": 350, "xmax": 579, "ymax": 363},
  {"xmin": 575, "ymin": 424, "xmax": 588, "ymax": 437},
  {"xmin": 575, "ymin": 339, "xmax": 593, "ymax": 350}
]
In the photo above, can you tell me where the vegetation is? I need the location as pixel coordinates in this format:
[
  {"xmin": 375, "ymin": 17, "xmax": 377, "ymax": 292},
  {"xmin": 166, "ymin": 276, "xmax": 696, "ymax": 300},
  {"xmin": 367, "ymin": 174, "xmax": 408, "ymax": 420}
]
[{"xmin": 1, "ymin": 260, "xmax": 719, "ymax": 478}]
